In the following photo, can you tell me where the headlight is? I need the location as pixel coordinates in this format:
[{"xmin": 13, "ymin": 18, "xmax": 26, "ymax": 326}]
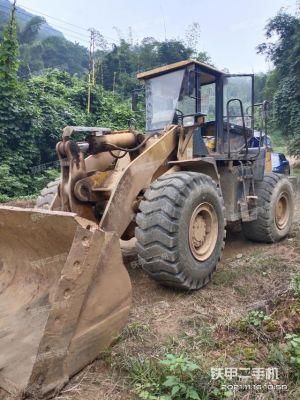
[{"xmin": 183, "ymin": 116, "xmax": 195, "ymax": 127}]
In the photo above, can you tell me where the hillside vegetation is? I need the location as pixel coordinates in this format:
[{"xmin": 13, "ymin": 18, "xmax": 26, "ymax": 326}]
[
  {"xmin": 0, "ymin": 0, "xmax": 62, "ymax": 39},
  {"xmin": 0, "ymin": 2, "xmax": 299, "ymax": 201}
]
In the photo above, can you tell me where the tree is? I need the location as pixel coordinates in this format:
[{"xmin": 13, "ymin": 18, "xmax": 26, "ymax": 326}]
[
  {"xmin": 41, "ymin": 36, "xmax": 89, "ymax": 75},
  {"xmin": 254, "ymin": 73, "xmax": 268, "ymax": 103},
  {"xmin": 156, "ymin": 40, "xmax": 193, "ymax": 65},
  {"xmin": 0, "ymin": 0, "xmax": 19, "ymax": 151},
  {"xmin": 185, "ymin": 23, "xmax": 201, "ymax": 55},
  {"xmin": 96, "ymin": 36, "xmax": 211, "ymax": 97},
  {"xmin": 258, "ymin": 11, "xmax": 300, "ymax": 155},
  {"xmin": 18, "ymin": 16, "xmax": 45, "ymax": 45},
  {"xmin": 0, "ymin": 8, "xmax": 214, "ymax": 198},
  {"xmin": 0, "ymin": 0, "xmax": 30, "ymax": 196},
  {"xmin": 257, "ymin": 12, "xmax": 300, "ymax": 74},
  {"xmin": 18, "ymin": 16, "xmax": 46, "ymax": 77},
  {"xmin": 185, "ymin": 22, "xmax": 211, "ymax": 64}
]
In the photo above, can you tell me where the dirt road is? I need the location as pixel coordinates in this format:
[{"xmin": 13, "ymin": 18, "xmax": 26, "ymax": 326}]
[
  {"xmin": 46, "ymin": 190, "xmax": 300, "ymax": 400},
  {"xmin": 1, "ymin": 190, "xmax": 299, "ymax": 400}
]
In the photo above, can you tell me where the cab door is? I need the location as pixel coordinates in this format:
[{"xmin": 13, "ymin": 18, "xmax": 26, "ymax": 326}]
[{"xmin": 221, "ymin": 74, "xmax": 254, "ymax": 155}]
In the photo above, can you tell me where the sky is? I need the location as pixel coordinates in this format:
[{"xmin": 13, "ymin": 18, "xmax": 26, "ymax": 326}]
[{"xmin": 15, "ymin": 0, "xmax": 298, "ymax": 73}]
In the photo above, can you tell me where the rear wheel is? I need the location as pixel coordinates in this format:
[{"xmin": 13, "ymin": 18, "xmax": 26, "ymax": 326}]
[
  {"xmin": 35, "ymin": 179, "xmax": 60, "ymax": 209},
  {"xmin": 242, "ymin": 173, "xmax": 294, "ymax": 243},
  {"xmin": 135, "ymin": 172, "xmax": 226, "ymax": 290},
  {"xmin": 35, "ymin": 179, "xmax": 136, "ymax": 258}
]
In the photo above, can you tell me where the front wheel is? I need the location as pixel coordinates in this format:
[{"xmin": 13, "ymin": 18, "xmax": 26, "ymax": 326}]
[
  {"xmin": 135, "ymin": 172, "xmax": 226, "ymax": 290},
  {"xmin": 242, "ymin": 173, "xmax": 295, "ymax": 243}
]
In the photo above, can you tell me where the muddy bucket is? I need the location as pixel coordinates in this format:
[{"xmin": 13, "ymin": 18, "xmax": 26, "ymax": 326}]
[{"xmin": 0, "ymin": 206, "xmax": 131, "ymax": 398}]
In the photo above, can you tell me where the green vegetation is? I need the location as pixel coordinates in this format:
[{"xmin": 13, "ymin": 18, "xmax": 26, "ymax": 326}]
[
  {"xmin": 124, "ymin": 353, "xmax": 223, "ymax": 400},
  {"xmin": 0, "ymin": 3, "xmax": 210, "ymax": 200},
  {"xmin": 0, "ymin": 2, "xmax": 299, "ymax": 201},
  {"xmin": 121, "ymin": 321, "xmax": 150, "ymax": 340},
  {"xmin": 285, "ymin": 334, "xmax": 300, "ymax": 378},
  {"xmin": 0, "ymin": 0, "xmax": 86, "ymax": 77},
  {"xmin": 132, "ymin": 354, "xmax": 202, "ymax": 400},
  {"xmin": 257, "ymin": 11, "xmax": 300, "ymax": 155},
  {"xmin": 240, "ymin": 310, "xmax": 271, "ymax": 330},
  {"xmin": 121, "ymin": 268, "xmax": 300, "ymax": 398},
  {"xmin": 0, "ymin": 0, "xmax": 62, "ymax": 40},
  {"xmin": 292, "ymin": 276, "xmax": 300, "ymax": 298},
  {"xmin": 269, "ymin": 129, "xmax": 287, "ymax": 154}
]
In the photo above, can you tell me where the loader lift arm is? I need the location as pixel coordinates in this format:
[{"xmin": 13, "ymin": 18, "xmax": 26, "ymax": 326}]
[
  {"xmin": 0, "ymin": 59, "xmax": 295, "ymax": 400},
  {"xmin": 100, "ymin": 125, "xmax": 178, "ymax": 236}
]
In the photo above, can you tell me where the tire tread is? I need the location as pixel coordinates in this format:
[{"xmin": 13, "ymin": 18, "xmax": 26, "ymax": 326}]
[
  {"xmin": 136, "ymin": 172, "xmax": 226, "ymax": 290},
  {"xmin": 242, "ymin": 173, "xmax": 294, "ymax": 243}
]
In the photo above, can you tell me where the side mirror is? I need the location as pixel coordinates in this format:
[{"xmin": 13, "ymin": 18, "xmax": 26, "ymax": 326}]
[{"xmin": 131, "ymin": 90, "xmax": 139, "ymax": 111}]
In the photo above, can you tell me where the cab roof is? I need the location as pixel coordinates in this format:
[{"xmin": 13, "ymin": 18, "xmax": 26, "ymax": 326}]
[{"xmin": 136, "ymin": 59, "xmax": 224, "ymax": 80}]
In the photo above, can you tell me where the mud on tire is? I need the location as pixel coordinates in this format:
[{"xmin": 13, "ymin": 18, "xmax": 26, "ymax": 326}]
[
  {"xmin": 242, "ymin": 173, "xmax": 295, "ymax": 243},
  {"xmin": 135, "ymin": 172, "xmax": 226, "ymax": 290}
]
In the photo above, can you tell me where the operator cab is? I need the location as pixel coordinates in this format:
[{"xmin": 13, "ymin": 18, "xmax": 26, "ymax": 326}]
[{"xmin": 137, "ymin": 60, "xmax": 254, "ymax": 157}]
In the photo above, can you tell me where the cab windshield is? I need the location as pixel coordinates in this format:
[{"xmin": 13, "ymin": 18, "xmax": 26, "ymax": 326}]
[
  {"xmin": 145, "ymin": 69, "xmax": 185, "ymax": 131},
  {"xmin": 144, "ymin": 67, "xmax": 215, "ymax": 131}
]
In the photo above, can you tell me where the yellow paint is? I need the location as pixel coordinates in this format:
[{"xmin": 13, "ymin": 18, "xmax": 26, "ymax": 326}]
[{"xmin": 265, "ymin": 149, "xmax": 272, "ymax": 173}]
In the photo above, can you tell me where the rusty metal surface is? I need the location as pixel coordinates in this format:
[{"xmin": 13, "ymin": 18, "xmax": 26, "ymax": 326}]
[
  {"xmin": 0, "ymin": 206, "xmax": 131, "ymax": 398},
  {"xmin": 56, "ymin": 128, "xmax": 138, "ymax": 217},
  {"xmin": 169, "ymin": 157, "xmax": 219, "ymax": 183},
  {"xmin": 91, "ymin": 153, "xmax": 132, "ymax": 193},
  {"xmin": 56, "ymin": 140, "xmax": 97, "ymax": 220},
  {"xmin": 177, "ymin": 126, "xmax": 194, "ymax": 160},
  {"xmin": 88, "ymin": 131, "xmax": 136, "ymax": 153},
  {"xmin": 62, "ymin": 126, "xmax": 112, "ymax": 139},
  {"xmin": 265, "ymin": 149, "xmax": 272, "ymax": 173},
  {"xmin": 188, "ymin": 202, "xmax": 218, "ymax": 261},
  {"xmin": 84, "ymin": 152, "xmax": 116, "ymax": 174},
  {"xmin": 99, "ymin": 125, "xmax": 178, "ymax": 236}
]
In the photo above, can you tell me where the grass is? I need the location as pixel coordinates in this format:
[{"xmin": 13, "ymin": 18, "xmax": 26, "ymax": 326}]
[
  {"xmin": 52, "ymin": 192, "xmax": 300, "ymax": 400},
  {"xmin": 0, "ymin": 193, "xmax": 37, "ymax": 204},
  {"xmin": 270, "ymin": 129, "xmax": 288, "ymax": 154},
  {"xmin": 291, "ymin": 275, "xmax": 300, "ymax": 298},
  {"xmin": 292, "ymin": 164, "xmax": 300, "ymax": 180},
  {"xmin": 111, "ymin": 257, "xmax": 300, "ymax": 399},
  {"xmin": 269, "ymin": 128, "xmax": 300, "ymax": 181},
  {"xmin": 121, "ymin": 322, "xmax": 151, "ymax": 341},
  {"xmin": 179, "ymin": 321, "xmax": 217, "ymax": 352}
]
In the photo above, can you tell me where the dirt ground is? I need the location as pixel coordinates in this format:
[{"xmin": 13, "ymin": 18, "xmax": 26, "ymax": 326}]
[
  {"xmin": 1, "ymin": 188, "xmax": 300, "ymax": 400},
  {"xmin": 48, "ymin": 189, "xmax": 300, "ymax": 400}
]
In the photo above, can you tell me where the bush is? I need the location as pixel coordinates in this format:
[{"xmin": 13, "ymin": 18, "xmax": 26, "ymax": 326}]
[
  {"xmin": 127, "ymin": 354, "xmax": 205, "ymax": 400},
  {"xmin": 239, "ymin": 310, "xmax": 271, "ymax": 331},
  {"xmin": 285, "ymin": 334, "xmax": 300, "ymax": 378}
]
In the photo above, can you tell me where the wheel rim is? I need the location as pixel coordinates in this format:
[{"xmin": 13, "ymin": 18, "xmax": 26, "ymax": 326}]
[
  {"xmin": 275, "ymin": 192, "xmax": 290, "ymax": 230},
  {"xmin": 189, "ymin": 202, "xmax": 218, "ymax": 261}
]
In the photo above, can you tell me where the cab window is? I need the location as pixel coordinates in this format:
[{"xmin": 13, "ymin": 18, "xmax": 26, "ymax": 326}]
[{"xmin": 200, "ymin": 83, "xmax": 216, "ymax": 122}]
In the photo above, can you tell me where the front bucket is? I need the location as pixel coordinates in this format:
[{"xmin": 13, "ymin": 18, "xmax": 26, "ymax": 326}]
[{"xmin": 0, "ymin": 206, "xmax": 131, "ymax": 398}]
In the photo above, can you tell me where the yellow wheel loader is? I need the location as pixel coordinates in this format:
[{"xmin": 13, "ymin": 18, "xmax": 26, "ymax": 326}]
[{"xmin": 0, "ymin": 60, "xmax": 296, "ymax": 398}]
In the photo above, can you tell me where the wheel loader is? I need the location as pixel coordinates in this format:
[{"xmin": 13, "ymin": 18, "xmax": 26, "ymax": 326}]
[{"xmin": 0, "ymin": 60, "xmax": 296, "ymax": 398}]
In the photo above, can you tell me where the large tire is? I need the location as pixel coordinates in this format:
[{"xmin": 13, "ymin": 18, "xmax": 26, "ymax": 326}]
[
  {"xmin": 135, "ymin": 172, "xmax": 226, "ymax": 290},
  {"xmin": 35, "ymin": 179, "xmax": 60, "ymax": 209},
  {"xmin": 242, "ymin": 173, "xmax": 294, "ymax": 243}
]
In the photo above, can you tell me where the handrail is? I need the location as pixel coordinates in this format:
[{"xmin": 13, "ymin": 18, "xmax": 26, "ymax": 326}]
[{"xmin": 226, "ymin": 98, "xmax": 248, "ymax": 158}]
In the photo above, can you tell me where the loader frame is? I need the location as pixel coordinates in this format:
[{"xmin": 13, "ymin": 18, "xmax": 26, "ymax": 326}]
[
  {"xmin": 0, "ymin": 59, "xmax": 294, "ymax": 399},
  {"xmin": 54, "ymin": 60, "xmax": 264, "ymax": 227}
]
